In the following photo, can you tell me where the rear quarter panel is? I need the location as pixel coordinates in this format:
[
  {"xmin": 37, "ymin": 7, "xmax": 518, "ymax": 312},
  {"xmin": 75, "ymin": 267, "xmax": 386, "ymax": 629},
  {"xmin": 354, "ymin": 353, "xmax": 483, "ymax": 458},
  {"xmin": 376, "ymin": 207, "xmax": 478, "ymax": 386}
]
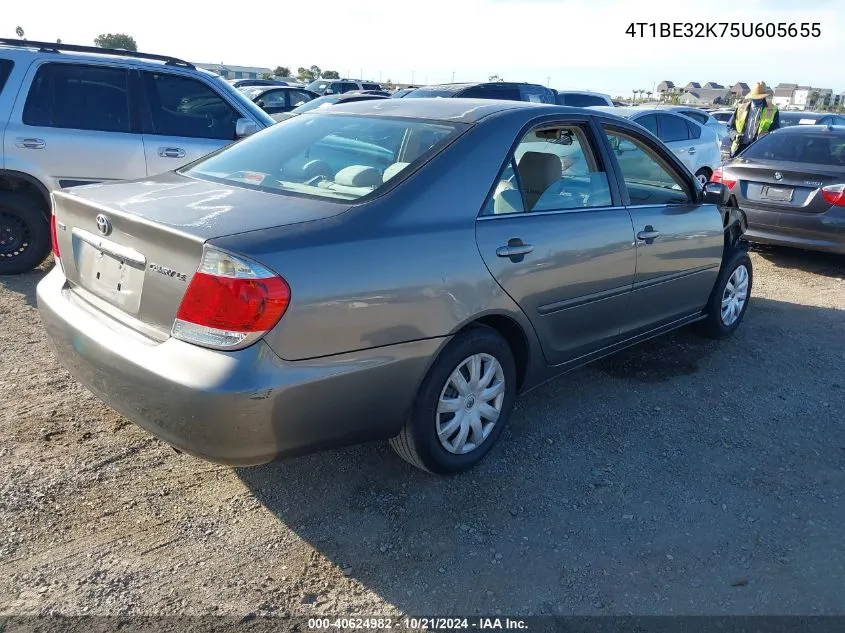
[{"xmin": 209, "ymin": 115, "xmax": 543, "ymax": 367}]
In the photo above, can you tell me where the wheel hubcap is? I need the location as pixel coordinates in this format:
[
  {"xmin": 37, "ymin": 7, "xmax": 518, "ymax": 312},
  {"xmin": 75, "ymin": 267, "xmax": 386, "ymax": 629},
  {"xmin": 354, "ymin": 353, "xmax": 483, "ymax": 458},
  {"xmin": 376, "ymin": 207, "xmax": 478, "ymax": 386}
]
[
  {"xmin": 697, "ymin": 173, "xmax": 709, "ymax": 185},
  {"xmin": 436, "ymin": 353, "xmax": 506, "ymax": 455},
  {"xmin": 721, "ymin": 264, "xmax": 749, "ymax": 326},
  {"xmin": 0, "ymin": 212, "xmax": 30, "ymax": 259}
]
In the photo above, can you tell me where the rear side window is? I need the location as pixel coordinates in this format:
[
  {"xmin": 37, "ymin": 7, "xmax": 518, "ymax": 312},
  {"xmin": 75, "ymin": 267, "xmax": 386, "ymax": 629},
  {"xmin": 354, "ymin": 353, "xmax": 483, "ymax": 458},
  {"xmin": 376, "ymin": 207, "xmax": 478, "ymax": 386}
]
[
  {"xmin": 741, "ymin": 133, "xmax": 845, "ymax": 166},
  {"xmin": 362, "ymin": 83, "xmax": 380, "ymax": 91},
  {"xmin": 341, "ymin": 82, "xmax": 359, "ymax": 93},
  {"xmin": 681, "ymin": 110, "xmax": 708, "ymax": 125},
  {"xmin": 657, "ymin": 114, "xmax": 690, "ymax": 142},
  {"xmin": 481, "ymin": 124, "xmax": 613, "ymax": 215},
  {"xmin": 685, "ymin": 120, "xmax": 702, "ymax": 139},
  {"xmin": 558, "ymin": 93, "xmax": 610, "ymax": 107},
  {"xmin": 142, "ymin": 72, "xmax": 240, "ymax": 140},
  {"xmin": 0, "ymin": 59, "xmax": 13, "ymax": 95},
  {"xmin": 23, "ymin": 63, "xmax": 131, "ymax": 133},
  {"xmin": 460, "ymin": 85, "xmax": 522, "ymax": 101}
]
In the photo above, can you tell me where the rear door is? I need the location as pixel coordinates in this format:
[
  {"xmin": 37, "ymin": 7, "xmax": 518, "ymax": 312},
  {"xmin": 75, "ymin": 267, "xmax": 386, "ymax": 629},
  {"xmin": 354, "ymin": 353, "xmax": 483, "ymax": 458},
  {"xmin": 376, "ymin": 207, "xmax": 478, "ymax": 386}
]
[
  {"xmin": 139, "ymin": 70, "xmax": 243, "ymax": 176},
  {"xmin": 3, "ymin": 61, "xmax": 146, "ymax": 190},
  {"xmin": 599, "ymin": 122, "xmax": 723, "ymax": 332},
  {"xmin": 475, "ymin": 117, "xmax": 637, "ymax": 366}
]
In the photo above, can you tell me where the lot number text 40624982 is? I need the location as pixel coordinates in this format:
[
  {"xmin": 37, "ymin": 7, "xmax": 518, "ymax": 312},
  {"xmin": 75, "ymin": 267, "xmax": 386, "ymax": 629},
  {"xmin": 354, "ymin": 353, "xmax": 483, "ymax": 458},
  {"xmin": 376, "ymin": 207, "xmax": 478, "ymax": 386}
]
[{"xmin": 625, "ymin": 22, "xmax": 822, "ymax": 38}]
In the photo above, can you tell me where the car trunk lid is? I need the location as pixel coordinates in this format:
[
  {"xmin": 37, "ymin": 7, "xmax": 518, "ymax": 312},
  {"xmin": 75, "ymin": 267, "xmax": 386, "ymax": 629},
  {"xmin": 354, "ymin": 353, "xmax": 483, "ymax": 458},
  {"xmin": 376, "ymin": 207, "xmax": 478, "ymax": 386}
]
[
  {"xmin": 52, "ymin": 172, "xmax": 349, "ymax": 340},
  {"xmin": 726, "ymin": 158, "xmax": 845, "ymax": 213}
]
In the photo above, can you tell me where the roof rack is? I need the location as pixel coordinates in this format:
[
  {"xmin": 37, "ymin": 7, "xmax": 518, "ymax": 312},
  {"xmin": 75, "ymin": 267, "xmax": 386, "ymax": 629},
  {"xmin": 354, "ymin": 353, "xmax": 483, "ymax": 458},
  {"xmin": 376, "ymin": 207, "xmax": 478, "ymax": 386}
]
[{"xmin": 0, "ymin": 38, "xmax": 195, "ymax": 69}]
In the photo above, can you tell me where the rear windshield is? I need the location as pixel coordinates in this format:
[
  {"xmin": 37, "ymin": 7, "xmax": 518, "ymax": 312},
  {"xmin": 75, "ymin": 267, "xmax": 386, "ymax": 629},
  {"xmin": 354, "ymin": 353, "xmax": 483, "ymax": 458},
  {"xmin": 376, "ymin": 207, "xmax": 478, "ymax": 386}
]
[
  {"xmin": 181, "ymin": 114, "xmax": 465, "ymax": 201},
  {"xmin": 741, "ymin": 132, "xmax": 845, "ymax": 166},
  {"xmin": 557, "ymin": 93, "xmax": 609, "ymax": 107},
  {"xmin": 0, "ymin": 59, "xmax": 13, "ymax": 95}
]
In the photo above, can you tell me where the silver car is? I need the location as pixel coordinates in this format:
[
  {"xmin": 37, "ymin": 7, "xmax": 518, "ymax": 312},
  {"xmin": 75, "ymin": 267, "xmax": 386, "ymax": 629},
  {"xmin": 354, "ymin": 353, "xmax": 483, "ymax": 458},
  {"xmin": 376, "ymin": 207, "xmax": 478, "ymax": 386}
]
[{"xmin": 37, "ymin": 99, "xmax": 752, "ymax": 474}]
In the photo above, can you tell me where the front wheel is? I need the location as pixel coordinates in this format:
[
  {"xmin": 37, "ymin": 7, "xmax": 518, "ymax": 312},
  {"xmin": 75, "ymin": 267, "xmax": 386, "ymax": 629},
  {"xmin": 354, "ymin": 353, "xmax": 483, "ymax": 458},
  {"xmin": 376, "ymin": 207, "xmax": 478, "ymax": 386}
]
[
  {"xmin": 696, "ymin": 248, "xmax": 753, "ymax": 339},
  {"xmin": 695, "ymin": 168, "xmax": 712, "ymax": 186},
  {"xmin": 390, "ymin": 326, "xmax": 517, "ymax": 474}
]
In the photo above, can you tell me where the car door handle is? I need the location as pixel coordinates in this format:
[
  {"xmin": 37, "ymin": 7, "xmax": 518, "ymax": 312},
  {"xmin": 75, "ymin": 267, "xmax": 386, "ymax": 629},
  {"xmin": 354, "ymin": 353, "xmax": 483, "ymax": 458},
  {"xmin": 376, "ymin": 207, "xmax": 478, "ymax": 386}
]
[
  {"xmin": 15, "ymin": 137, "xmax": 46, "ymax": 149},
  {"xmin": 496, "ymin": 243, "xmax": 534, "ymax": 258},
  {"xmin": 158, "ymin": 147, "xmax": 186, "ymax": 158},
  {"xmin": 637, "ymin": 226, "xmax": 661, "ymax": 243},
  {"xmin": 688, "ymin": 147, "xmax": 697, "ymax": 154}
]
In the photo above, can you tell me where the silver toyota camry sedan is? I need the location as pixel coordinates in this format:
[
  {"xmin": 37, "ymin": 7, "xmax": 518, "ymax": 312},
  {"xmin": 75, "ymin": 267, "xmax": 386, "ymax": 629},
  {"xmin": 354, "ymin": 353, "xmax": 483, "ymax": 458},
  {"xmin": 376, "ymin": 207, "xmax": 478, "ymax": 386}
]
[{"xmin": 37, "ymin": 98, "xmax": 752, "ymax": 474}]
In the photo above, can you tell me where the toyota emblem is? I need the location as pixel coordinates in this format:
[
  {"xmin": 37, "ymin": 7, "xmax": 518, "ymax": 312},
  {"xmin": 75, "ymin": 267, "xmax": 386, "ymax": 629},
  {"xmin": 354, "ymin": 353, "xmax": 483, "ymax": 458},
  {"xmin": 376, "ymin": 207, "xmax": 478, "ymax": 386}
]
[
  {"xmin": 774, "ymin": 172, "xmax": 783, "ymax": 181},
  {"xmin": 95, "ymin": 214, "xmax": 111, "ymax": 236}
]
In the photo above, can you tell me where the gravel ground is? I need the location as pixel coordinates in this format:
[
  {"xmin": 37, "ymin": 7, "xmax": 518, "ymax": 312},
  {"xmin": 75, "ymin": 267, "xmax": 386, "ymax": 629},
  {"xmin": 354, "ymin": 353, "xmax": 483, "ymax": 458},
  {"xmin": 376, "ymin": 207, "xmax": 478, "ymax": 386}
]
[{"xmin": 1, "ymin": 246, "xmax": 844, "ymax": 618}]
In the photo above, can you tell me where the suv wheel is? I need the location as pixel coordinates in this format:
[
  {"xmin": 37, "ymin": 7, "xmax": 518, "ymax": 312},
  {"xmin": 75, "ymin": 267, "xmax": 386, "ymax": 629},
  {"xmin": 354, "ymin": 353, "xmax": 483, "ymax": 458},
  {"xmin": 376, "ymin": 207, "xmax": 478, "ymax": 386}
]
[{"xmin": 0, "ymin": 191, "xmax": 51, "ymax": 275}]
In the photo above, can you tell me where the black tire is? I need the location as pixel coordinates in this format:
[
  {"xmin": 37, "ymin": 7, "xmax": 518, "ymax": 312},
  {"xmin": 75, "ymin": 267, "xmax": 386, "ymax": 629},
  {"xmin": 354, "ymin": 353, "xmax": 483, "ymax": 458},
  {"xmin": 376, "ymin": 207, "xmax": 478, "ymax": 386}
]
[
  {"xmin": 390, "ymin": 326, "xmax": 517, "ymax": 474},
  {"xmin": 696, "ymin": 247, "xmax": 753, "ymax": 339},
  {"xmin": 0, "ymin": 191, "xmax": 51, "ymax": 275},
  {"xmin": 695, "ymin": 168, "xmax": 712, "ymax": 186}
]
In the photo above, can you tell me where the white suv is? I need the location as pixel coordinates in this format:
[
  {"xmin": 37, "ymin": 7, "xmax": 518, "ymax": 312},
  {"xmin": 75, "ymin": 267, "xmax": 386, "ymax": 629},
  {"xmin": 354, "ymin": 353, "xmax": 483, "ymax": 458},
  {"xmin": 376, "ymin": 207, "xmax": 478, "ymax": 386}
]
[{"xmin": 0, "ymin": 39, "xmax": 274, "ymax": 274}]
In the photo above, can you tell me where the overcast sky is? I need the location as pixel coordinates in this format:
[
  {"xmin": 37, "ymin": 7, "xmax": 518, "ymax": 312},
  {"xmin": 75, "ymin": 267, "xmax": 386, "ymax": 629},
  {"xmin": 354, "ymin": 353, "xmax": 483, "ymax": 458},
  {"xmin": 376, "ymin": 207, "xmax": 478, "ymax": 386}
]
[{"xmin": 5, "ymin": 0, "xmax": 842, "ymax": 97}]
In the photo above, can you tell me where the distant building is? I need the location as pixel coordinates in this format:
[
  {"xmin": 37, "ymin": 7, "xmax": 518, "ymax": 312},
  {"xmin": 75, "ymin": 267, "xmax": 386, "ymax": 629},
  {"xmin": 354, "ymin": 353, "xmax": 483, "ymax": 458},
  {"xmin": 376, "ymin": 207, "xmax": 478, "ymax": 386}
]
[
  {"xmin": 703, "ymin": 82, "xmax": 724, "ymax": 89},
  {"xmin": 196, "ymin": 63, "xmax": 273, "ymax": 80},
  {"xmin": 684, "ymin": 82, "xmax": 701, "ymax": 91},
  {"xmin": 656, "ymin": 80, "xmax": 677, "ymax": 100},
  {"xmin": 679, "ymin": 88, "xmax": 732, "ymax": 106},
  {"xmin": 772, "ymin": 83, "xmax": 798, "ymax": 109},
  {"xmin": 731, "ymin": 82, "xmax": 750, "ymax": 99}
]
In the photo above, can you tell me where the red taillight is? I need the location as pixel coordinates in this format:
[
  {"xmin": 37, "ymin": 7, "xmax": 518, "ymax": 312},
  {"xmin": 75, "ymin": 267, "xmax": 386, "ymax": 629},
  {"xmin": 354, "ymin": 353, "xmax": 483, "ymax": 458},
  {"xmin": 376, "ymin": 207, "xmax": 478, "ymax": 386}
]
[
  {"xmin": 710, "ymin": 167, "xmax": 736, "ymax": 189},
  {"xmin": 172, "ymin": 249, "xmax": 290, "ymax": 349},
  {"xmin": 50, "ymin": 213, "xmax": 60, "ymax": 258},
  {"xmin": 821, "ymin": 184, "xmax": 845, "ymax": 206}
]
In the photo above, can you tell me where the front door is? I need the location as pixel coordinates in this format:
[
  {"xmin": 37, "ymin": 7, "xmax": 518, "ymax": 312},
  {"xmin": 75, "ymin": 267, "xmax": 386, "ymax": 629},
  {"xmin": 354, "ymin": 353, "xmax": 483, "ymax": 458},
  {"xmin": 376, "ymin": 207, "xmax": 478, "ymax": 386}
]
[
  {"xmin": 475, "ymin": 120, "xmax": 637, "ymax": 366},
  {"xmin": 3, "ymin": 61, "xmax": 146, "ymax": 190},
  {"xmin": 599, "ymin": 124, "xmax": 724, "ymax": 334},
  {"xmin": 139, "ymin": 71, "xmax": 242, "ymax": 177}
]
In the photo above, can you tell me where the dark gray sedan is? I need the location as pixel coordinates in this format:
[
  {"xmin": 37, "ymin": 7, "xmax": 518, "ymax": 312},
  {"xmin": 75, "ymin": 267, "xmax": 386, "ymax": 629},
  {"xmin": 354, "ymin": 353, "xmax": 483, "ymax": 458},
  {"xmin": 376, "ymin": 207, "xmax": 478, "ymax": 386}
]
[
  {"xmin": 37, "ymin": 99, "xmax": 752, "ymax": 474},
  {"xmin": 713, "ymin": 124, "xmax": 845, "ymax": 254}
]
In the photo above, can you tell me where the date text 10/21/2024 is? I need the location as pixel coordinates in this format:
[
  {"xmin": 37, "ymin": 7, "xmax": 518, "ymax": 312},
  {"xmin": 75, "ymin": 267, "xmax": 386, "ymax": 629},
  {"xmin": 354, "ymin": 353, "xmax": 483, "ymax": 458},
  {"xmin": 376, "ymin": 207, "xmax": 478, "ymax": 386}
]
[
  {"xmin": 624, "ymin": 22, "xmax": 821, "ymax": 38},
  {"xmin": 307, "ymin": 618, "xmax": 529, "ymax": 630}
]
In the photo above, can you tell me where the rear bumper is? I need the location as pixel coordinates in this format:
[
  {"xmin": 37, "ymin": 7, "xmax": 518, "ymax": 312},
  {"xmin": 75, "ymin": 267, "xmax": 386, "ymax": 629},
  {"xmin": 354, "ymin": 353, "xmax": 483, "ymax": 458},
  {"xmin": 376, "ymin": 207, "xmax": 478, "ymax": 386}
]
[
  {"xmin": 739, "ymin": 203, "xmax": 845, "ymax": 254},
  {"xmin": 36, "ymin": 267, "xmax": 445, "ymax": 466}
]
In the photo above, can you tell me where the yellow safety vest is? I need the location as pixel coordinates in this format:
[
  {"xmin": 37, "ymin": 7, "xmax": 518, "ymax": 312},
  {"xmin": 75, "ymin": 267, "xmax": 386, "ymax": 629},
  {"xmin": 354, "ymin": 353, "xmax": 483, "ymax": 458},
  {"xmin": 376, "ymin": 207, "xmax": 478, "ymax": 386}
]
[{"xmin": 732, "ymin": 103, "xmax": 777, "ymax": 154}]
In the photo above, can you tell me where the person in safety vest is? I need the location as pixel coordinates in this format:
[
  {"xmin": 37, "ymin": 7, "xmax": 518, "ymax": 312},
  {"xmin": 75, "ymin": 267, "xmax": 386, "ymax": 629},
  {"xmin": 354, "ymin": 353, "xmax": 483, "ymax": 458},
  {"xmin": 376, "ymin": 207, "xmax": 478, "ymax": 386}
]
[{"xmin": 727, "ymin": 81, "xmax": 780, "ymax": 157}]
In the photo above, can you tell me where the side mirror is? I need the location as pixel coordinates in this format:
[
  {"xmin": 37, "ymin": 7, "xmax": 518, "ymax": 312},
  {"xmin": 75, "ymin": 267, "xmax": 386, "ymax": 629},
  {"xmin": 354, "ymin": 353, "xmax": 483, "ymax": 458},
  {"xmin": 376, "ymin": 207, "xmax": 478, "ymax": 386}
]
[
  {"xmin": 324, "ymin": 89, "xmax": 334, "ymax": 95},
  {"xmin": 702, "ymin": 181, "xmax": 729, "ymax": 206},
  {"xmin": 235, "ymin": 118, "xmax": 258, "ymax": 138}
]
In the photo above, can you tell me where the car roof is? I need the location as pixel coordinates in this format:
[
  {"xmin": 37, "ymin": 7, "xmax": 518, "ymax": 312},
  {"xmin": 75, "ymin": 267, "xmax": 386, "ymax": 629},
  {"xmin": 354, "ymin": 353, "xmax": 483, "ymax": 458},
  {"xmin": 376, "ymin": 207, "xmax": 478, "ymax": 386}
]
[
  {"xmin": 309, "ymin": 97, "xmax": 597, "ymax": 123},
  {"xmin": 416, "ymin": 82, "xmax": 545, "ymax": 92},
  {"xmin": 555, "ymin": 90, "xmax": 610, "ymax": 97}
]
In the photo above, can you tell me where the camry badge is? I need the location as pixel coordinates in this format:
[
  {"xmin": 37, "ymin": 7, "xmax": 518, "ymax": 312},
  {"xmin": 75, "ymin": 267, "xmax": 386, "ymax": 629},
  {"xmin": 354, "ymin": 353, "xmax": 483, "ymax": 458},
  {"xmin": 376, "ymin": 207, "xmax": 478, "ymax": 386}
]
[
  {"xmin": 95, "ymin": 214, "xmax": 111, "ymax": 236},
  {"xmin": 774, "ymin": 172, "xmax": 783, "ymax": 181}
]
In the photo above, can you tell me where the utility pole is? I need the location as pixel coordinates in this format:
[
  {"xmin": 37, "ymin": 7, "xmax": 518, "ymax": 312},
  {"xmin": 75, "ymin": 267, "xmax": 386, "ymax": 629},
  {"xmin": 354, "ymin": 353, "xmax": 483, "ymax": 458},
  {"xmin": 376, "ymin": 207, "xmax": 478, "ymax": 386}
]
[
  {"xmin": 546, "ymin": 76, "xmax": 551, "ymax": 87},
  {"xmin": 411, "ymin": 70, "xmax": 415, "ymax": 85},
  {"xmin": 452, "ymin": 71, "xmax": 455, "ymax": 83}
]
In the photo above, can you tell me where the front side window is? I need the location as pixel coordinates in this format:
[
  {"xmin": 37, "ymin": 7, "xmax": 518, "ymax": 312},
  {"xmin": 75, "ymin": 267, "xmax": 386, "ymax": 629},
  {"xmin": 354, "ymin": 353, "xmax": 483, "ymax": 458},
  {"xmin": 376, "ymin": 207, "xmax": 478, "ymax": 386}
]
[
  {"xmin": 182, "ymin": 114, "xmax": 464, "ymax": 202},
  {"xmin": 481, "ymin": 124, "xmax": 613, "ymax": 216},
  {"xmin": 143, "ymin": 72, "xmax": 240, "ymax": 140},
  {"xmin": 657, "ymin": 114, "xmax": 690, "ymax": 142},
  {"xmin": 23, "ymin": 63, "xmax": 131, "ymax": 133},
  {"xmin": 602, "ymin": 127, "xmax": 691, "ymax": 205}
]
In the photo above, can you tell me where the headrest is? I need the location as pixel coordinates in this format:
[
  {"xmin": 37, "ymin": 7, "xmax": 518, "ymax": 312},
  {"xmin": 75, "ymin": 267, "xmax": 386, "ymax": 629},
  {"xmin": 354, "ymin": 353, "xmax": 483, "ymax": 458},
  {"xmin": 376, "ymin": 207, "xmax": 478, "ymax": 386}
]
[
  {"xmin": 334, "ymin": 165, "xmax": 382, "ymax": 187},
  {"xmin": 517, "ymin": 151, "xmax": 562, "ymax": 191},
  {"xmin": 383, "ymin": 162, "xmax": 410, "ymax": 182}
]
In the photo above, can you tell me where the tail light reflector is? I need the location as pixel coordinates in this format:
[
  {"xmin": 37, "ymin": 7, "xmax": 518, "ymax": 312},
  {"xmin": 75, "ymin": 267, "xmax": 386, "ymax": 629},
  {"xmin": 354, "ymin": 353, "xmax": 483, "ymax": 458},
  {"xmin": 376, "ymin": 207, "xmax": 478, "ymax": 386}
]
[
  {"xmin": 821, "ymin": 184, "xmax": 845, "ymax": 206},
  {"xmin": 50, "ymin": 213, "xmax": 60, "ymax": 258},
  {"xmin": 172, "ymin": 248, "xmax": 290, "ymax": 350},
  {"xmin": 710, "ymin": 167, "xmax": 736, "ymax": 189}
]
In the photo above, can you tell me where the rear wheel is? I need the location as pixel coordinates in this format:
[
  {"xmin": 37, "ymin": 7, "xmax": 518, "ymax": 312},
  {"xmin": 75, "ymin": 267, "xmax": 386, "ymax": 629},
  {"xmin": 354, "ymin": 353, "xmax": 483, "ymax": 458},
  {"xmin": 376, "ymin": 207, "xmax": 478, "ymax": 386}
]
[
  {"xmin": 0, "ymin": 191, "xmax": 51, "ymax": 275},
  {"xmin": 696, "ymin": 248, "xmax": 753, "ymax": 339},
  {"xmin": 390, "ymin": 326, "xmax": 517, "ymax": 474}
]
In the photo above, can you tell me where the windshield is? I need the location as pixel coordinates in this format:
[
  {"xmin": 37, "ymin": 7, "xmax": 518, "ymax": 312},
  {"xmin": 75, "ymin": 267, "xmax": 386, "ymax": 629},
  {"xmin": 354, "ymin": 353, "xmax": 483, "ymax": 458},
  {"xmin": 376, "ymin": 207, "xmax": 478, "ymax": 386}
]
[
  {"xmin": 212, "ymin": 76, "xmax": 275, "ymax": 127},
  {"xmin": 741, "ymin": 132, "xmax": 845, "ymax": 166},
  {"xmin": 291, "ymin": 95, "xmax": 343, "ymax": 113},
  {"xmin": 403, "ymin": 89, "xmax": 458, "ymax": 98},
  {"xmin": 307, "ymin": 80, "xmax": 331, "ymax": 93},
  {"xmin": 181, "ymin": 114, "xmax": 466, "ymax": 201}
]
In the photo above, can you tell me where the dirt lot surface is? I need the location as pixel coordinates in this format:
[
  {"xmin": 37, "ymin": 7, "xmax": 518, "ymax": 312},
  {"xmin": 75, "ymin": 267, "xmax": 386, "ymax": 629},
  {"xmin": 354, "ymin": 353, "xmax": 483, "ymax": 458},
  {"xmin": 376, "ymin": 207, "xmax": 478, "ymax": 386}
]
[{"xmin": 1, "ymin": 246, "xmax": 844, "ymax": 619}]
